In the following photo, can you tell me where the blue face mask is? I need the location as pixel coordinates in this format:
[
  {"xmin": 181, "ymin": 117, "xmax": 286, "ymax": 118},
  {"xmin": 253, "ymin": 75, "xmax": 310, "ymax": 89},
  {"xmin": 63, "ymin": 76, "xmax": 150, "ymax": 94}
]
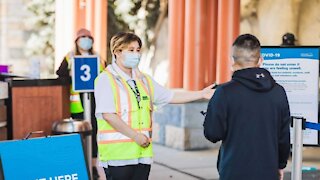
[
  {"xmin": 122, "ymin": 52, "xmax": 141, "ymax": 68},
  {"xmin": 78, "ymin": 37, "xmax": 93, "ymax": 50}
]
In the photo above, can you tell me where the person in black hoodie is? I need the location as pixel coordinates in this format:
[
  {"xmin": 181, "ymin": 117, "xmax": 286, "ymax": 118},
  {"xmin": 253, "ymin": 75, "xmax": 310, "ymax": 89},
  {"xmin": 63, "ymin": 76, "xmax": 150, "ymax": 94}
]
[{"xmin": 203, "ymin": 34, "xmax": 291, "ymax": 180}]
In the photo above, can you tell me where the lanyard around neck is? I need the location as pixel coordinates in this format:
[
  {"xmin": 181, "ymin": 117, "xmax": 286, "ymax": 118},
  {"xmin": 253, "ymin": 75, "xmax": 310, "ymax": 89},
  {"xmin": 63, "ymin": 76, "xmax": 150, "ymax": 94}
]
[
  {"xmin": 127, "ymin": 80, "xmax": 141, "ymax": 108},
  {"xmin": 110, "ymin": 65, "xmax": 141, "ymax": 108}
]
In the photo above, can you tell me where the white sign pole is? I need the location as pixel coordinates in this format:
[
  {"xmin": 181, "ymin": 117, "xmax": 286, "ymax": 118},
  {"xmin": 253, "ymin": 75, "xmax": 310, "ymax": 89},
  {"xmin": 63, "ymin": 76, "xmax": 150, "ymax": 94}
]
[
  {"xmin": 72, "ymin": 56, "xmax": 99, "ymax": 180},
  {"xmin": 291, "ymin": 117, "xmax": 303, "ymax": 180}
]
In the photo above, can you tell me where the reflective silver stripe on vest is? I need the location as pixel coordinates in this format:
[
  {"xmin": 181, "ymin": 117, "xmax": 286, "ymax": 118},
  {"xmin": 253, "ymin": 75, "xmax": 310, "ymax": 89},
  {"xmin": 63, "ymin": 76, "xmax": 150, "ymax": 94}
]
[
  {"xmin": 98, "ymin": 130, "xmax": 151, "ymax": 142},
  {"xmin": 70, "ymin": 94, "xmax": 80, "ymax": 102}
]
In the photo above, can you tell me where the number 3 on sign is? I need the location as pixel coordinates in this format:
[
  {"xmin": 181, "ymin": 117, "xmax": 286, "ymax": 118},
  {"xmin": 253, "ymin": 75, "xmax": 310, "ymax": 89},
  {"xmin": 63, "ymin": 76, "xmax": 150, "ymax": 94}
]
[{"xmin": 80, "ymin": 64, "xmax": 91, "ymax": 81}]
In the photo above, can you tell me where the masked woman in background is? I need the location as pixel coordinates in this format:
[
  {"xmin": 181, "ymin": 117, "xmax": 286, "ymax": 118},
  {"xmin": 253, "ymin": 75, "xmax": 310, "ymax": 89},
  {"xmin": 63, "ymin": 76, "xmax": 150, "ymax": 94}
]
[{"xmin": 56, "ymin": 28, "xmax": 106, "ymax": 180}]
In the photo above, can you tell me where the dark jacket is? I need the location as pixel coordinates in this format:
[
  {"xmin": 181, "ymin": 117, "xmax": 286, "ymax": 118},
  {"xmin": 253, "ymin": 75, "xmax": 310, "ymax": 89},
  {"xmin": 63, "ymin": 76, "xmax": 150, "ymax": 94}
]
[
  {"xmin": 204, "ymin": 68, "xmax": 290, "ymax": 180},
  {"xmin": 56, "ymin": 58, "xmax": 71, "ymax": 80}
]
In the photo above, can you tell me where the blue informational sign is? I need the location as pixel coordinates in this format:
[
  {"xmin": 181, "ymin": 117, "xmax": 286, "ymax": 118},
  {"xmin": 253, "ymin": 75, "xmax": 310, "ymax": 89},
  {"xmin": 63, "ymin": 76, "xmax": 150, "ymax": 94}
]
[
  {"xmin": 261, "ymin": 46, "xmax": 320, "ymax": 146},
  {"xmin": 0, "ymin": 134, "xmax": 89, "ymax": 180},
  {"xmin": 72, "ymin": 55, "xmax": 99, "ymax": 92}
]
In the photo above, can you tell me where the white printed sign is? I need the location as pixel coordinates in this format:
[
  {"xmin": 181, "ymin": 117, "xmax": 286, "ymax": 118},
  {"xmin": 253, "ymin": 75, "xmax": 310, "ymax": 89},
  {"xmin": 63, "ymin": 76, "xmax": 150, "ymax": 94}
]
[{"xmin": 261, "ymin": 47, "xmax": 319, "ymax": 145}]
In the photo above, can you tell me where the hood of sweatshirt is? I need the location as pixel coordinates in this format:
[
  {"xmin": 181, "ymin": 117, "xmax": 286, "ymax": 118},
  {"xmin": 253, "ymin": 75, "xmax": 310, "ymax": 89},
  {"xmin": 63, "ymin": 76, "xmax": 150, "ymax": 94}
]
[{"xmin": 232, "ymin": 68, "xmax": 275, "ymax": 92}]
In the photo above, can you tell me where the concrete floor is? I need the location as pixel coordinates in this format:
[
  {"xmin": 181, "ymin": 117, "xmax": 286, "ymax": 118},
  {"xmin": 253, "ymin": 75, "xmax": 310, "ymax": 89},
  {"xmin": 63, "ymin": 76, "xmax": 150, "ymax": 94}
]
[{"xmin": 95, "ymin": 145, "xmax": 320, "ymax": 180}]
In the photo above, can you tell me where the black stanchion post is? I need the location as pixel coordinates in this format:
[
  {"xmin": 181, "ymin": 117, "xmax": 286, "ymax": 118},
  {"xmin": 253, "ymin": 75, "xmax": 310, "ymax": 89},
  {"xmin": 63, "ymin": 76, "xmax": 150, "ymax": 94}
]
[{"xmin": 83, "ymin": 93, "xmax": 92, "ymax": 180}]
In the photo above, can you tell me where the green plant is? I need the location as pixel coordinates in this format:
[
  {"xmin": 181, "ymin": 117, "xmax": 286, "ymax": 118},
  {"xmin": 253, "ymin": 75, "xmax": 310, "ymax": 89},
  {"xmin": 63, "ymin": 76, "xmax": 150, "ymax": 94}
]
[{"xmin": 107, "ymin": 0, "xmax": 167, "ymax": 61}]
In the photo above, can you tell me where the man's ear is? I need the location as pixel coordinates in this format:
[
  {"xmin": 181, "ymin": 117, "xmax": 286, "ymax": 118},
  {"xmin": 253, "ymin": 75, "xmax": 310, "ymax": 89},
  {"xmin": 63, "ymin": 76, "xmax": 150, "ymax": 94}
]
[
  {"xmin": 257, "ymin": 57, "xmax": 263, "ymax": 67},
  {"xmin": 231, "ymin": 61, "xmax": 238, "ymax": 72}
]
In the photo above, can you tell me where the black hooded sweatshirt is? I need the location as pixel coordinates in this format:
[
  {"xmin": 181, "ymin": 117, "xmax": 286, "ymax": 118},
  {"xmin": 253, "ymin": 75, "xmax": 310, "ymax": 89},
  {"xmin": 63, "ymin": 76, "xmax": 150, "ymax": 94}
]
[{"xmin": 204, "ymin": 68, "xmax": 290, "ymax": 180}]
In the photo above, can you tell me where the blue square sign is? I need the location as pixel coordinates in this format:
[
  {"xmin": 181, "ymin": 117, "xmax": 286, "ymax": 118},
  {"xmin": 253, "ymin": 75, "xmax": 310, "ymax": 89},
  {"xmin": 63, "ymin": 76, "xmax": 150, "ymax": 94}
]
[{"xmin": 72, "ymin": 56, "xmax": 99, "ymax": 92}]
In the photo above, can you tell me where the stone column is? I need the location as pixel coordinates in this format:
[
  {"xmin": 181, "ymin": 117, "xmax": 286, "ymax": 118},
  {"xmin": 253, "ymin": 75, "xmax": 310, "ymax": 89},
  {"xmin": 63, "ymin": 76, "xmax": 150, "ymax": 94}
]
[
  {"xmin": 0, "ymin": 0, "xmax": 7, "ymax": 65},
  {"xmin": 153, "ymin": 101, "xmax": 216, "ymax": 150}
]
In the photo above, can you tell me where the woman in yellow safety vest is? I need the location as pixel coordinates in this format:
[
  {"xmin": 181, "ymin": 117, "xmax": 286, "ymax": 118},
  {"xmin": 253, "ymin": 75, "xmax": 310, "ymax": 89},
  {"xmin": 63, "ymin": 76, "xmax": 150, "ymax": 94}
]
[
  {"xmin": 94, "ymin": 32, "xmax": 215, "ymax": 180},
  {"xmin": 56, "ymin": 28, "xmax": 105, "ymax": 180}
]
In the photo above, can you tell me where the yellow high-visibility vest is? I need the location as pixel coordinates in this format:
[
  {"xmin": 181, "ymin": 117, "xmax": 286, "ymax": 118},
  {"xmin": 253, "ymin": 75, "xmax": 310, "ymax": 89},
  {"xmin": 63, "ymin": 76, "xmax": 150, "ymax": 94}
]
[
  {"xmin": 97, "ymin": 68, "xmax": 155, "ymax": 161},
  {"xmin": 66, "ymin": 55, "xmax": 84, "ymax": 114}
]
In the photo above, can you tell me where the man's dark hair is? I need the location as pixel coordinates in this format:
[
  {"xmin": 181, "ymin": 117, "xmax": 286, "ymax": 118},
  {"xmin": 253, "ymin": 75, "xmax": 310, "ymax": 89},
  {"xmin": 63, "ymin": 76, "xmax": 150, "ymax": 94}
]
[
  {"xmin": 233, "ymin": 34, "xmax": 261, "ymax": 50},
  {"xmin": 232, "ymin": 34, "xmax": 261, "ymax": 65}
]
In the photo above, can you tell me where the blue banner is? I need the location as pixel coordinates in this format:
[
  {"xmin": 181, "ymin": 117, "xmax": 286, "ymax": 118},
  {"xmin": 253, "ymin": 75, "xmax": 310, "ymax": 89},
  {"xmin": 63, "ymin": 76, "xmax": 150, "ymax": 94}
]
[
  {"xmin": 306, "ymin": 122, "xmax": 320, "ymax": 131},
  {"xmin": 0, "ymin": 134, "xmax": 89, "ymax": 180},
  {"xmin": 261, "ymin": 48, "xmax": 319, "ymax": 60}
]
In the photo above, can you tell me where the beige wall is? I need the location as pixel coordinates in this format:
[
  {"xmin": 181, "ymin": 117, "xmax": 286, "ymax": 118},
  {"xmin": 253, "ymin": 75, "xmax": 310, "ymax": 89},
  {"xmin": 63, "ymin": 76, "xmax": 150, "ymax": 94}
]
[
  {"xmin": 241, "ymin": 0, "xmax": 320, "ymax": 46},
  {"xmin": 298, "ymin": 0, "xmax": 320, "ymax": 45},
  {"xmin": 0, "ymin": 0, "xmax": 56, "ymax": 77},
  {"xmin": 0, "ymin": 0, "xmax": 31, "ymax": 75}
]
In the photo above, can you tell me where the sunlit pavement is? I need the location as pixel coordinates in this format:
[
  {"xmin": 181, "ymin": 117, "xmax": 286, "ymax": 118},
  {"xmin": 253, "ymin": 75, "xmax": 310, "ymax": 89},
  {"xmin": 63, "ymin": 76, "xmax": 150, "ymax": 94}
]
[{"xmin": 96, "ymin": 144, "xmax": 320, "ymax": 180}]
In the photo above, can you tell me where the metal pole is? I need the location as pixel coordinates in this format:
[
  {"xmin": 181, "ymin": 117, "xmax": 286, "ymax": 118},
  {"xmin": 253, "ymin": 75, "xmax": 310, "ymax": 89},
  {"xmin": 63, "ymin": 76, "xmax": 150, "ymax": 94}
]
[
  {"xmin": 83, "ymin": 92, "xmax": 92, "ymax": 180},
  {"xmin": 291, "ymin": 117, "xmax": 303, "ymax": 180}
]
